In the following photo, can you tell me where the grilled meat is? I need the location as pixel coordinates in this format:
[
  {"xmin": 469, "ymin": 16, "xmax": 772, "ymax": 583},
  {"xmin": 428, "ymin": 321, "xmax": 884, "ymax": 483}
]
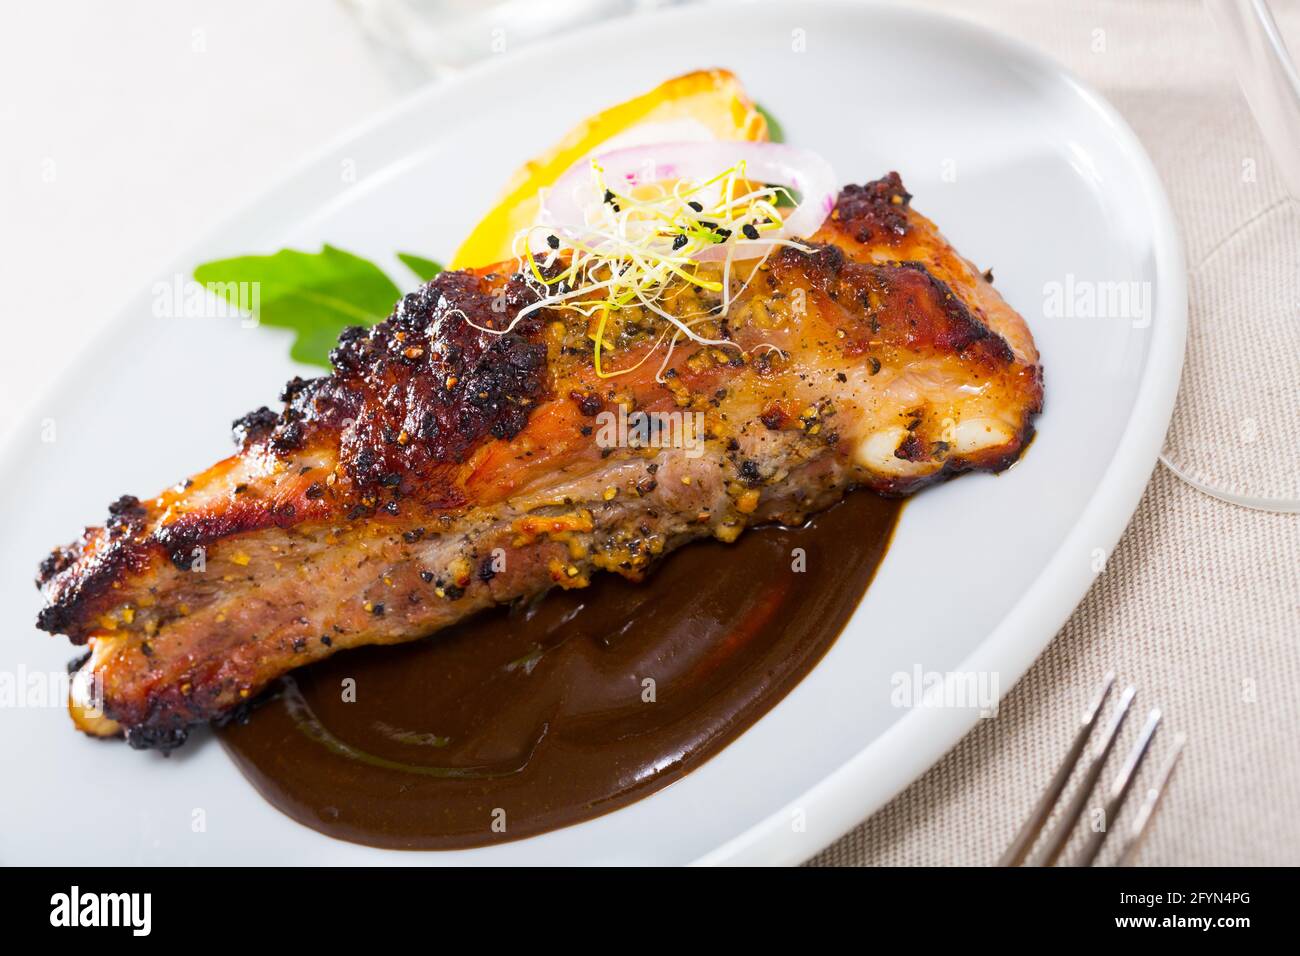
[{"xmin": 36, "ymin": 174, "xmax": 1042, "ymax": 749}]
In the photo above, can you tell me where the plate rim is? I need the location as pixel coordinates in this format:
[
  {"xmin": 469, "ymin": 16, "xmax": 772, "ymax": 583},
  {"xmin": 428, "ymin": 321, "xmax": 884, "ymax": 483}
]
[{"xmin": 0, "ymin": 0, "xmax": 1187, "ymax": 866}]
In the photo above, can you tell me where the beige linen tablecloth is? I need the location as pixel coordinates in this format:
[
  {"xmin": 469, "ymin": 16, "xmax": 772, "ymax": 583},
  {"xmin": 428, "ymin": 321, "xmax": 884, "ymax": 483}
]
[{"xmin": 812, "ymin": 0, "xmax": 1300, "ymax": 867}]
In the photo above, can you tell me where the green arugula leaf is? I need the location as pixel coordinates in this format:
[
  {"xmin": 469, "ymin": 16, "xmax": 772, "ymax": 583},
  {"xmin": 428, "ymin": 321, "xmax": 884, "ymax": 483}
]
[
  {"xmin": 772, "ymin": 185, "xmax": 802, "ymax": 209},
  {"xmin": 756, "ymin": 103, "xmax": 785, "ymax": 144},
  {"xmin": 194, "ymin": 245, "xmax": 411, "ymax": 368},
  {"xmin": 397, "ymin": 252, "xmax": 444, "ymax": 283}
]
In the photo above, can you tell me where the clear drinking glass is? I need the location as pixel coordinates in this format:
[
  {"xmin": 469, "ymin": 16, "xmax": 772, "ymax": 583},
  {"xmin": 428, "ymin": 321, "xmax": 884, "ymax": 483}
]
[
  {"xmin": 1165, "ymin": 0, "xmax": 1300, "ymax": 511},
  {"xmin": 340, "ymin": 0, "xmax": 695, "ymax": 83}
]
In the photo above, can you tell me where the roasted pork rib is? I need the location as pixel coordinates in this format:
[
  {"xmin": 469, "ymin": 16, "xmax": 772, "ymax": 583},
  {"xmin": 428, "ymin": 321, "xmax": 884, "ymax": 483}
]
[{"xmin": 36, "ymin": 174, "xmax": 1042, "ymax": 749}]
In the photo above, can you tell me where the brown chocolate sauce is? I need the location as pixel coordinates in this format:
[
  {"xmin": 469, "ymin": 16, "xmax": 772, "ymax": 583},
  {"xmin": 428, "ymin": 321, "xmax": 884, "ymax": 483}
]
[{"xmin": 218, "ymin": 492, "xmax": 900, "ymax": 850}]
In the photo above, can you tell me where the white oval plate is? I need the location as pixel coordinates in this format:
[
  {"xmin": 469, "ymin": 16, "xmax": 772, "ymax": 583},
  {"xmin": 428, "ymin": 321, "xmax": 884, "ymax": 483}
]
[{"xmin": 0, "ymin": 0, "xmax": 1184, "ymax": 865}]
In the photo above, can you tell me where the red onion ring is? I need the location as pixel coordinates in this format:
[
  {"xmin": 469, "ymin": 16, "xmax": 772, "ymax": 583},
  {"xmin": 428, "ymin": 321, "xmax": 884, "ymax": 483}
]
[{"xmin": 538, "ymin": 141, "xmax": 839, "ymax": 261}]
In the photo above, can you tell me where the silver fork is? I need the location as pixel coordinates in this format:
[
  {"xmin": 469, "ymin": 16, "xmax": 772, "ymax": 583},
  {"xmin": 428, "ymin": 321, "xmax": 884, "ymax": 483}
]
[{"xmin": 998, "ymin": 672, "xmax": 1186, "ymax": 867}]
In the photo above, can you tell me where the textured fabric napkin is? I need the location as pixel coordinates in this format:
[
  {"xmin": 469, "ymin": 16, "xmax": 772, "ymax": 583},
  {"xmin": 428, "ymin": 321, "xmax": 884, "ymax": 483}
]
[{"xmin": 811, "ymin": 0, "xmax": 1300, "ymax": 867}]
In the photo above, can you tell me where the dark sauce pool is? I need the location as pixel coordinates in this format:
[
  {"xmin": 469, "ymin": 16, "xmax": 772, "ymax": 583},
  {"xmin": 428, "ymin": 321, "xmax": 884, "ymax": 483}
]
[{"xmin": 219, "ymin": 492, "xmax": 901, "ymax": 850}]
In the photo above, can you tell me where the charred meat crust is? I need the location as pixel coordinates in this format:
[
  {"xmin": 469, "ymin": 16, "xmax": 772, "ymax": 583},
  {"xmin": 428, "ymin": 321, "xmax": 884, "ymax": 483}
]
[
  {"xmin": 33, "ymin": 175, "xmax": 1044, "ymax": 748},
  {"xmin": 35, "ymin": 270, "xmax": 553, "ymax": 642},
  {"xmin": 828, "ymin": 171, "xmax": 912, "ymax": 245},
  {"xmin": 35, "ymin": 496, "xmax": 153, "ymax": 638},
  {"xmin": 770, "ymin": 244, "xmax": 1018, "ymax": 367},
  {"xmin": 237, "ymin": 269, "xmax": 551, "ymax": 486},
  {"xmin": 35, "ymin": 177, "xmax": 1035, "ymax": 639}
]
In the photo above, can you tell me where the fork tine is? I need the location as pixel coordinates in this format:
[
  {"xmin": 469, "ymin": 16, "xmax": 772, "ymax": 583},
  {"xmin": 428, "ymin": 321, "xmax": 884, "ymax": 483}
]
[
  {"xmin": 997, "ymin": 672, "xmax": 1115, "ymax": 867},
  {"xmin": 1115, "ymin": 733, "xmax": 1187, "ymax": 866},
  {"xmin": 1072, "ymin": 707, "xmax": 1162, "ymax": 866},
  {"xmin": 1027, "ymin": 684, "xmax": 1136, "ymax": 866}
]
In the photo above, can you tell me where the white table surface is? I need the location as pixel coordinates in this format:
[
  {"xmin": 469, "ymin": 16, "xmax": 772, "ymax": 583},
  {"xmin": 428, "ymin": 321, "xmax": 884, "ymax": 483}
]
[{"xmin": 0, "ymin": 1, "xmax": 400, "ymax": 440}]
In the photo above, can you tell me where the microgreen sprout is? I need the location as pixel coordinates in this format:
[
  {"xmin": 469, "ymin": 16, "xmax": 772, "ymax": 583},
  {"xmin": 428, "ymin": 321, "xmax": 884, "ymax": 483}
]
[{"xmin": 458, "ymin": 159, "xmax": 815, "ymax": 380}]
